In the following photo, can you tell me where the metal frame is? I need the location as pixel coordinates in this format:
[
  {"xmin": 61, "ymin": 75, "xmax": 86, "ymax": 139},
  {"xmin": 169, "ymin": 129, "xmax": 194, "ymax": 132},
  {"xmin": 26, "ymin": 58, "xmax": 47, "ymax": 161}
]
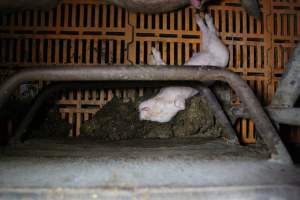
[
  {"xmin": 231, "ymin": 106, "xmax": 300, "ymax": 127},
  {"xmin": 11, "ymin": 82, "xmax": 238, "ymax": 144},
  {"xmin": 230, "ymin": 43, "xmax": 300, "ymax": 127},
  {"xmin": 0, "ymin": 64, "xmax": 292, "ymax": 164}
]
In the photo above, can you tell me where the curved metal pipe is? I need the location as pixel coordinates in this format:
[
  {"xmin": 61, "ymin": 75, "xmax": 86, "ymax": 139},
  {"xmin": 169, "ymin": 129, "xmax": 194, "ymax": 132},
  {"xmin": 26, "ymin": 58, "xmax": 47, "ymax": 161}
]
[
  {"xmin": 231, "ymin": 106, "xmax": 300, "ymax": 127},
  {"xmin": 0, "ymin": 64, "xmax": 292, "ymax": 164},
  {"xmin": 12, "ymin": 81, "xmax": 238, "ymax": 144},
  {"xmin": 11, "ymin": 83, "xmax": 66, "ymax": 144},
  {"xmin": 197, "ymin": 85, "xmax": 238, "ymax": 144}
]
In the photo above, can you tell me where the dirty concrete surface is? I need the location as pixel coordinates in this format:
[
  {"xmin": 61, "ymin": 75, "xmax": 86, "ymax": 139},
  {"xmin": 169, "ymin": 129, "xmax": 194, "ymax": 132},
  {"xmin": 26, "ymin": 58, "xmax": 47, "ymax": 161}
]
[
  {"xmin": 1, "ymin": 87, "xmax": 299, "ymax": 199},
  {"xmin": 0, "ymin": 137, "xmax": 300, "ymax": 199},
  {"xmin": 28, "ymin": 112, "xmax": 71, "ymax": 139}
]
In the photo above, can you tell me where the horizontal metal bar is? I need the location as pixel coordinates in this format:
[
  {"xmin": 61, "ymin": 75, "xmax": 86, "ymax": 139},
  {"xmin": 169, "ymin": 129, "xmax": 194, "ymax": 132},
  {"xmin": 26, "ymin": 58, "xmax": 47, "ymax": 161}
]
[
  {"xmin": 0, "ymin": 64, "xmax": 292, "ymax": 164},
  {"xmin": 232, "ymin": 106, "xmax": 300, "ymax": 127},
  {"xmin": 267, "ymin": 107, "xmax": 300, "ymax": 126}
]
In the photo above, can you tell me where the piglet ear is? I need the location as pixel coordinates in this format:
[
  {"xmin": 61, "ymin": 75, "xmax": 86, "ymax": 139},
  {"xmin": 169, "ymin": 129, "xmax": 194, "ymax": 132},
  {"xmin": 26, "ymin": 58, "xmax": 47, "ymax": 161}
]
[{"xmin": 174, "ymin": 99, "xmax": 185, "ymax": 110}]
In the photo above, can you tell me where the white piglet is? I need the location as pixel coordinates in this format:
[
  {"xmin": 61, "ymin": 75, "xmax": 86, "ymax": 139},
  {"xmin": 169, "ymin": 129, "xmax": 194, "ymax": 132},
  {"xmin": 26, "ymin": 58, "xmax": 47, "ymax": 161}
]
[
  {"xmin": 139, "ymin": 87, "xmax": 198, "ymax": 123},
  {"xmin": 139, "ymin": 14, "xmax": 229, "ymax": 123},
  {"xmin": 151, "ymin": 14, "xmax": 229, "ymax": 68},
  {"xmin": 186, "ymin": 14, "xmax": 229, "ymax": 67}
]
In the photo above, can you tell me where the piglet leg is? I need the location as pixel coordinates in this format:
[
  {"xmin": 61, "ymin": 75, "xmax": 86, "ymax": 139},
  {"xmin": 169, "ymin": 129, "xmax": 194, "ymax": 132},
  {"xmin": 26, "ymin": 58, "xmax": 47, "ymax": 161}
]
[
  {"xmin": 205, "ymin": 13, "xmax": 217, "ymax": 34},
  {"xmin": 151, "ymin": 47, "xmax": 166, "ymax": 65},
  {"xmin": 195, "ymin": 14, "xmax": 210, "ymax": 50},
  {"xmin": 195, "ymin": 14, "xmax": 209, "ymax": 35}
]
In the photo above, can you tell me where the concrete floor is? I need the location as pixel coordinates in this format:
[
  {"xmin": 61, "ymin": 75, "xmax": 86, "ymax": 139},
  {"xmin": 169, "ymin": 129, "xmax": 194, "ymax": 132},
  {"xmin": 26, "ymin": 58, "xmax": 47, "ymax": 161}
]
[{"xmin": 0, "ymin": 137, "xmax": 300, "ymax": 199}]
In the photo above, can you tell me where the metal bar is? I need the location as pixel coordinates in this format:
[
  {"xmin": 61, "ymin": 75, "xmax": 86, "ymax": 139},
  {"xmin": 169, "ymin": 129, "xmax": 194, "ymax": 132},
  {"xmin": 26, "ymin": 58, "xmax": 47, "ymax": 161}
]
[
  {"xmin": 266, "ymin": 107, "xmax": 300, "ymax": 126},
  {"xmin": 11, "ymin": 83, "xmax": 64, "ymax": 143},
  {"xmin": 0, "ymin": 64, "xmax": 292, "ymax": 164},
  {"xmin": 197, "ymin": 86, "xmax": 238, "ymax": 144},
  {"xmin": 271, "ymin": 42, "xmax": 300, "ymax": 108},
  {"xmin": 231, "ymin": 106, "xmax": 300, "ymax": 127},
  {"xmin": 12, "ymin": 82, "xmax": 239, "ymax": 144}
]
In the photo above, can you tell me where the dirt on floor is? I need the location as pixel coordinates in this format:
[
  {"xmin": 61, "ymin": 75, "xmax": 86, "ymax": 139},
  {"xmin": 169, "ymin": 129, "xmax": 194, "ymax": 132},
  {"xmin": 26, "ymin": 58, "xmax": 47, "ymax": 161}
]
[
  {"xmin": 80, "ymin": 95, "xmax": 223, "ymax": 141},
  {"xmin": 29, "ymin": 111, "xmax": 71, "ymax": 139}
]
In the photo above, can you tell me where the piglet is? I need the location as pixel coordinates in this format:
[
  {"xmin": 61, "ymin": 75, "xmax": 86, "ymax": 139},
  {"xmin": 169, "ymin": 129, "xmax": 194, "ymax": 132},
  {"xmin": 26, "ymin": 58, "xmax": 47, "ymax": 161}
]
[
  {"xmin": 151, "ymin": 14, "xmax": 228, "ymax": 67},
  {"xmin": 139, "ymin": 86, "xmax": 198, "ymax": 123},
  {"xmin": 186, "ymin": 13, "xmax": 229, "ymax": 67},
  {"xmin": 139, "ymin": 14, "xmax": 228, "ymax": 123}
]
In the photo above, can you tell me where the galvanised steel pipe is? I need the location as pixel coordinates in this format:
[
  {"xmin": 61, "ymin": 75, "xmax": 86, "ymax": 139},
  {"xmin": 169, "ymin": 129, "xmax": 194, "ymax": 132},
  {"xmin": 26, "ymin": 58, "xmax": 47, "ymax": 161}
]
[
  {"xmin": 266, "ymin": 108, "xmax": 300, "ymax": 126},
  {"xmin": 0, "ymin": 64, "xmax": 292, "ymax": 164},
  {"xmin": 231, "ymin": 106, "xmax": 300, "ymax": 127}
]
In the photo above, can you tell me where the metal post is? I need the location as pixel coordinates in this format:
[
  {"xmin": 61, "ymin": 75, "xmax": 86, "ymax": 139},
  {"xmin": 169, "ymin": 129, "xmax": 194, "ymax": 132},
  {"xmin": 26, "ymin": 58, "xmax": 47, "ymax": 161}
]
[{"xmin": 271, "ymin": 42, "xmax": 300, "ymax": 108}]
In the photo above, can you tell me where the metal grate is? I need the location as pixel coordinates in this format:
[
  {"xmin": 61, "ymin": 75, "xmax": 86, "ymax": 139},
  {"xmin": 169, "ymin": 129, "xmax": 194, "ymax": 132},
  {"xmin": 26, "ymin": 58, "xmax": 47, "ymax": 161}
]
[{"xmin": 0, "ymin": 0, "xmax": 299, "ymax": 141}]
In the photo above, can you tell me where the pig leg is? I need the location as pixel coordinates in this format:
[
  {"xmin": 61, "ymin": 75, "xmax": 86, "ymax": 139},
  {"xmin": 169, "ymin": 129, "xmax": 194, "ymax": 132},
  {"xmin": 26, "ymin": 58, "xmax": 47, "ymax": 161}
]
[
  {"xmin": 195, "ymin": 14, "xmax": 209, "ymax": 35},
  {"xmin": 195, "ymin": 14, "xmax": 209, "ymax": 50},
  {"xmin": 151, "ymin": 47, "xmax": 166, "ymax": 65}
]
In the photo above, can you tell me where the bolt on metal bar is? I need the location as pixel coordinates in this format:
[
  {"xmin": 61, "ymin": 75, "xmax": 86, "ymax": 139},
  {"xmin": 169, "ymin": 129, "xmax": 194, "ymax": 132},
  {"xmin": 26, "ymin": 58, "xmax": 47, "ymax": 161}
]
[{"xmin": 0, "ymin": 64, "xmax": 293, "ymax": 164}]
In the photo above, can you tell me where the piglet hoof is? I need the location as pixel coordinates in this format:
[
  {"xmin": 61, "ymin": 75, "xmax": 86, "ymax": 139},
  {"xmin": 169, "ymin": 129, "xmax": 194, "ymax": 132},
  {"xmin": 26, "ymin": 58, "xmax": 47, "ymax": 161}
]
[
  {"xmin": 151, "ymin": 47, "xmax": 157, "ymax": 54},
  {"xmin": 151, "ymin": 47, "xmax": 162, "ymax": 59},
  {"xmin": 204, "ymin": 13, "xmax": 213, "ymax": 23}
]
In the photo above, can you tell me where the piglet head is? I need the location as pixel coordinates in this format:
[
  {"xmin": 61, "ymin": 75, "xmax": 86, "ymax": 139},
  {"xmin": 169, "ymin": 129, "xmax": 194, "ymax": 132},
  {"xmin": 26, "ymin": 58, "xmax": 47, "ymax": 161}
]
[{"xmin": 138, "ymin": 96, "xmax": 186, "ymax": 123}]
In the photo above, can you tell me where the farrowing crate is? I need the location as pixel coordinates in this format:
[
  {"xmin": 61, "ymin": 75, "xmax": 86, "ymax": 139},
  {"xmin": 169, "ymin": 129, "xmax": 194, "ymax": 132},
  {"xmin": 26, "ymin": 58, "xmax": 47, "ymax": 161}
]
[{"xmin": 0, "ymin": 0, "xmax": 299, "ymax": 142}]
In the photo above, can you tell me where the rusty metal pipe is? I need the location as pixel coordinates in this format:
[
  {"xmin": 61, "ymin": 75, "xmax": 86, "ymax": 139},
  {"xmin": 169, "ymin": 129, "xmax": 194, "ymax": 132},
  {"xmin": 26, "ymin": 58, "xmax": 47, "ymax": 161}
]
[{"xmin": 0, "ymin": 64, "xmax": 292, "ymax": 164}]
